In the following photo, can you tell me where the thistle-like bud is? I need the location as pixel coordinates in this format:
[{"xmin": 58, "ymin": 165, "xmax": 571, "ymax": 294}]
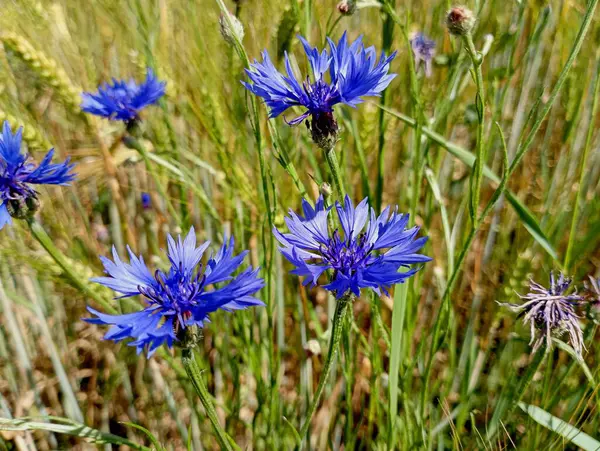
[
  {"xmin": 337, "ymin": 0, "xmax": 357, "ymax": 15},
  {"xmin": 219, "ymin": 12, "xmax": 245, "ymax": 46},
  {"xmin": 309, "ymin": 112, "xmax": 339, "ymax": 150},
  {"xmin": 446, "ymin": 6, "xmax": 476, "ymax": 36},
  {"xmin": 5, "ymin": 194, "xmax": 40, "ymax": 220}
]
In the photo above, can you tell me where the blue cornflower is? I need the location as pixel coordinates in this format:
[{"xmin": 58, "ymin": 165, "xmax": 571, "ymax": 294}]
[
  {"xmin": 274, "ymin": 196, "xmax": 431, "ymax": 299},
  {"xmin": 0, "ymin": 121, "xmax": 75, "ymax": 230},
  {"xmin": 81, "ymin": 68, "xmax": 166, "ymax": 122},
  {"xmin": 86, "ymin": 227, "xmax": 265, "ymax": 357},
  {"xmin": 243, "ymin": 32, "xmax": 396, "ymax": 148},
  {"xmin": 499, "ymin": 272, "xmax": 584, "ymax": 355},
  {"xmin": 410, "ymin": 33, "xmax": 436, "ymax": 78},
  {"xmin": 141, "ymin": 192, "xmax": 152, "ymax": 210}
]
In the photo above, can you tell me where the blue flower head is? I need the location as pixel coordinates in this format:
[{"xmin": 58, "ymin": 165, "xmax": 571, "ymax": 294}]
[
  {"xmin": 274, "ymin": 196, "xmax": 431, "ymax": 299},
  {"xmin": 410, "ymin": 33, "xmax": 436, "ymax": 78},
  {"xmin": 81, "ymin": 68, "xmax": 166, "ymax": 122},
  {"xmin": 0, "ymin": 121, "xmax": 76, "ymax": 230},
  {"xmin": 243, "ymin": 32, "xmax": 397, "ymax": 149},
  {"xmin": 85, "ymin": 228, "xmax": 265, "ymax": 357},
  {"xmin": 141, "ymin": 192, "xmax": 152, "ymax": 210}
]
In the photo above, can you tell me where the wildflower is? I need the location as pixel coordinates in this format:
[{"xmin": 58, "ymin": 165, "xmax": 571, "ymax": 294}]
[
  {"xmin": 499, "ymin": 272, "xmax": 584, "ymax": 356},
  {"xmin": 0, "ymin": 121, "xmax": 75, "ymax": 230},
  {"xmin": 141, "ymin": 192, "xmax": 152, "ymax": 210},
  {"xmin": 410, "ymin": 33, "xmax": 436, "ymax": 78},
  {"xmin": 81, "ymin": 68, "xmax": 166, "ymax": 123},
  {"xmin": 243, "ymin": 32, "xmax": 396, "ymax": 149},
  {"xmin": 274, "ymin": 196, "xmax": 431, "ymax": 299},
  {"xmin": 85, "ymin": 227, "xmax": 265, "ymax": 357},
  {"xmin": 446, "ymin": 6, "xmax": 476, "ymax": 36}
]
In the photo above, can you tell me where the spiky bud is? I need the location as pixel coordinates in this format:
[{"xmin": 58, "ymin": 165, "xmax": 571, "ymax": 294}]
[
  {"xmin": 446, "ymin": 6, "xmax": 476, "ymax": 36},
  {"xmin": 309, "ymin": 112, "xmax": 339, "ymax": 150},
  {"xmin": 6, "ymin": 194, "xmax": 40, "ymax": 220},
  {"xmin": 337, "ymin": 0, "xmax": 357, "ymax": 15},
  {"xmin": 219, "ymin": 12, "xmax": 245, "ymax": 46}
]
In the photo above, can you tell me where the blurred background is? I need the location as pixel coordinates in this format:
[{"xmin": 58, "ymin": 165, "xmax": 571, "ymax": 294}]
[{"xmin": 0, "ymin": 0, "xmax": 599, "ymax": 449}]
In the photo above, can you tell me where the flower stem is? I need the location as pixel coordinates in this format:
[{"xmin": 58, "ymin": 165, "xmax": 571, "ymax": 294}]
[
  {"xmin": 26, "ymin": 218, "xmax": 117, "ymax": 315},
  {"xmin": 181, "ymin": 348, "xmax": 237, "ymax": 451},
  {"xmin": 461, "ymin": 31, "xmax": 486, "ymax": 226},
  {"xmin": 324, "ymin": 145, "xmax": 346, "ymax": 199},
  {"xmin": 123, "ymin": 135, "xmax": 183, "ymax": 226},
  {"xmin": 299, "ymin": 295, "xmax": 350, "ymax": 443}
]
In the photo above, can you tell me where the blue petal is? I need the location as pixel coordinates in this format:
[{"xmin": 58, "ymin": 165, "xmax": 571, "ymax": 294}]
[
  {"xmin": 91, "ymin": 246, "xmax": 156, "ymax": 296},
  {"xmin": 336, "ymin": 195, "xmax": 369, "ymax": 240},
  {"xmin": 166, "ymin": 226, "xmax": 210, "ymax": 275},
  {"xmin": 23, "ymin": 149, "xmax": 76, "ymax": 186},
  {"xmin": 0, "ymin": 203, "xmax": 12, "ymax": 230}
]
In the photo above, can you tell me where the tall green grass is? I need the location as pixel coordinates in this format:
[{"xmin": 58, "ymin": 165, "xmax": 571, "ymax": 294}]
[{"xmin": 0, "ymin": 0, "xmax": 599, "ymax": 449}]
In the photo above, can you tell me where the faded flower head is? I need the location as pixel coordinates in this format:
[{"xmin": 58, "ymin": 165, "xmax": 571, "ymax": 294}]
[
  {"xmin": 274, "ymin": 196, "xmax": 431, "ymax": 299},
  {"xmin": 410, "ymin": 33, "xmax": 436, "ymax": 78},
  {"xmin": 446, "ymin": 6, "xmax": 476, "ymax": 36},
  {"xmin": 499, "ymin": 272, "xmax": 584, "ymax": 356},
  {"xmin": 81, "ymin": 68, "xmax": 166, "ymax": 122},
  {"xmin": 0, "ymin": 121, "xmax": 75, "ymax": 230},
  {"xmin": 86, "ymin": 227, "xmax": 265, "ymax": 357},
  {"xmin": 243, "ymin": 32, "xmax": 396, "ymax": 149}
]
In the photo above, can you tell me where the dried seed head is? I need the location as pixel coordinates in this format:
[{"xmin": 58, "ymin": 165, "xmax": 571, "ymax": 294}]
[{"xmin": 446, "ymin": 6, "xmax": 476, "ymax": 36}]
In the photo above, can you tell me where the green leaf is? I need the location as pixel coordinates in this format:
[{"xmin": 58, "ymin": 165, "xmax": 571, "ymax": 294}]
[
  {"xmin": 121, "ymin": 422, "xmax": 165, "ymax": 451},
  {"xmin": 378, "ymin": 105, "xmax": 559, "ymax": 262},
  {"xmin": 518, "ymin": 403, "xmax": 600, "ymax": 451},
  {"xmin": 0, "ymin": 417, "xmax": 151, "ymax": 450},
  {"xmin": 389, "ymin": 282, "xmax": 409, "ymax": 449}
]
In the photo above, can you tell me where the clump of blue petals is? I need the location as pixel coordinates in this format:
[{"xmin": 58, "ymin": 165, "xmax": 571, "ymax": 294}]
[
  {"xmin": 243, "ymin": 32, "xmax": 397, "ymax": 125},
  {"xmin": 274, "ymin": 196, "xmax": 431, "ymax": 299},
  {"xmin": 0, "ymin": 121, "xmax": 76, "ymax": 230},
  {"xmin": 81, "ymin": 68, "xmax": 166, "ymax": 121},
  {"xmin": 410, "ymin": 33, "xmax": 436, "ymax": 78},
  {"xmin": 86, "ymin": 227, "xmax": 265, "ymax": 357}
]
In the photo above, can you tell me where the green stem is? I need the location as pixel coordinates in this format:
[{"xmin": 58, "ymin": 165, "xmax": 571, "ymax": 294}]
[
  {"xmin": 181, "ymin": 348, "xmax": 237, "ymax": 451},
  {"xmin": 564, "ymin": 56, "xmax": 600, "ymax": 272},
  {"xmin": 324, "ymin": 146, "xmax": 346, "ymax": 199},
  {"xmin": 299, "ymin": 296, "xmax": 350, "ymax": 443},
  {"xmin": 27, "ymin": 218, "xmax": 117, "ymax": 315},
  {"xmin": 462, "ymin": 32, "xmax": 486, "ymax": 226}
]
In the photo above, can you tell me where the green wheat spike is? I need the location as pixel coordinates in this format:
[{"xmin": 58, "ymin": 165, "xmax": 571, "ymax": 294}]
[
  {"xmin": 1, "ymin": 32, "xmax": 82, "ymax": 115},
  {"xmin": 0, "ymin": 109, "xmax": 52, "ymax": 151}
]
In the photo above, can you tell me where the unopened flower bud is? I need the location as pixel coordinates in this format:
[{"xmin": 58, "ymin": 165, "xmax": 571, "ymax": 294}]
[
  {"xmin": 309, "ymin": 112, "xmax": 339, "ymax": 150},
  {"xmin": 320, "ymin": 182, "xmax": 333, "ymax": 198},
  {"xmin": 337, "ymin": 0, "xmax": 357, "ymax": 15},
  {"xmin": 446, "ymin": 6, "xmax": 476, "ymax": 36},
  {"xmin": 219, "ymin": 12, "xmax": 244, "ymax": 46}
]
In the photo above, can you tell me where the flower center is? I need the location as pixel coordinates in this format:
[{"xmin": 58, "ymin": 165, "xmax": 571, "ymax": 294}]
[
  {"xmin": 138, "ymin": 265, "xmax": 206, "ymax": 326},
  {"xmin": 321, "ymin": 231, "xmax": 373, "ymax": 275},
  {"xmin": 303, "ymin": 78, "xmax": 339, "ymax": 112}
]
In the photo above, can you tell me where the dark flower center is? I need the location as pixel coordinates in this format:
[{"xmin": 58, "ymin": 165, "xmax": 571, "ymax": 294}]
[
  {"xmin": 321, "ymin": 231, "xmax": 373, "ymax": 276},
  {"xmin": 138, "ymin": 264, "xmax": 206, "ymax": 326}
]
